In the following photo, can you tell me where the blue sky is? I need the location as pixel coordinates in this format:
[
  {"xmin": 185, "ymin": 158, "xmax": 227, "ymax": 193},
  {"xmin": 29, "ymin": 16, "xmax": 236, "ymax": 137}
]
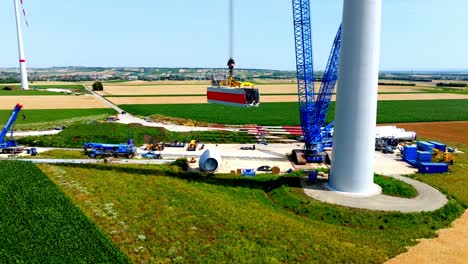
[{"xmin": 0, "ymin": 0, "xmax": 467, "ymax": 71}]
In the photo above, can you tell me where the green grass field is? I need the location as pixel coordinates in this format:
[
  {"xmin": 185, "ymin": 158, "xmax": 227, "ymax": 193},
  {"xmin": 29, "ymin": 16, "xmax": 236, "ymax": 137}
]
[
  {"xmin": 0, "ymin": 90, "xmax": 69, "ymax": 96},
  {"xmin": 4, "ymin": 84, "xmax": 86, "ymax": 90},
  {"xmin": 375, "ymin": 175, "xmax": 418, "ymax": 198},
  {"xmin": 0, "ymin": 161, "xmax": 129, "ymax": 263},
  {"xmin": 0, "ymin": 108, "xmax": 115, "ymax": 130},
  {"xmin": 18, "ymin": 123, "xmax": 255, "ymax": 148},
  {"xmin": 421, "ymin": 87, "xmax": 468, "ymax": 95},
  {"xmin": 37, "ymin": 160, "xmax": 465, "ymax": 263},
  {"xmin": 0, "ymin": 84, "xmax": 88, "ymax": 96},
  {"xmin": 31, "ymin": 149, "xmax": 88, "ymax": 159},
  {"xmin": 120, "ymin": 99, "xmax": 468, "ymax": 126}
]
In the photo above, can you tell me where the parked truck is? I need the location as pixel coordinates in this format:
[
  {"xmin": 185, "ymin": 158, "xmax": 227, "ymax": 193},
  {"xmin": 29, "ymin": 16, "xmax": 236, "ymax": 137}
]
[{"xmin": 84, "ymin": 141, "xmax": 137, "ymax": 158}]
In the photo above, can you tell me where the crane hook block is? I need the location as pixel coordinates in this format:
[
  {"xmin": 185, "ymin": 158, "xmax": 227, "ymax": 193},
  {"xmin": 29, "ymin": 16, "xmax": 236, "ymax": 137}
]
[{"xmin": 227, "ymin": 58, "xmax": 235, "ymax": 69}]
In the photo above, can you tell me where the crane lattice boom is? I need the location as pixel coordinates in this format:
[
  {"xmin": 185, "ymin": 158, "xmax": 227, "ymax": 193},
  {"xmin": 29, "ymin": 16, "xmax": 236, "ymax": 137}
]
[{"xmin": 292, "ymin": 0, "xmax": 342, "ymax": 152}]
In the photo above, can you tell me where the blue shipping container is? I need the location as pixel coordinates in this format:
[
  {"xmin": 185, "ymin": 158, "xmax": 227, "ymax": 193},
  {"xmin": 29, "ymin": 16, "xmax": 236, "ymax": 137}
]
[
  {"xmin": 417, "ymin": 151, "xmax": 433, "ymax": 162},
  {"xmin": 428, "ymin": 141, "xmax": 447, "ymax": 152},
  {"xmin": 418, "ymin": 162, "xmax": 449, "ymax": 174},
  {"xmin": 417, "ymin": 141, "xmax": 435, "ymax": 152},
  {"xmin": 403, "ymin": 145, "xmax": 417, "ymax": 160}
]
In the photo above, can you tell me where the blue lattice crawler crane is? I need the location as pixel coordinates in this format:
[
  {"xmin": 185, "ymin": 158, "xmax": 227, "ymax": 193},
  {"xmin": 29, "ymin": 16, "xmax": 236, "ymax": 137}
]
[
  {"xmin": 84, "ymin": 141, "xmax": 137, "ymax": 159},
  {"xmin": 291, "ymin": 0, "xmax": 342, "ymax": 164},
  {"xmin": 0, "ymin": 104, "xmax": 24, "ymax": 154}
]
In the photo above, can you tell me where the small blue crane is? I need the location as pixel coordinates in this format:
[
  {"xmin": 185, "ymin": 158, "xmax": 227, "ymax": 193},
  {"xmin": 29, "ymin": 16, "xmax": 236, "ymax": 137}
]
[
  {"xmin": 292, "ymin": 0, "xmax": 342, "ymax": 163},
  {"xmin": 0, "ymin": 104, "xmax": 23, "ymax": 153}
]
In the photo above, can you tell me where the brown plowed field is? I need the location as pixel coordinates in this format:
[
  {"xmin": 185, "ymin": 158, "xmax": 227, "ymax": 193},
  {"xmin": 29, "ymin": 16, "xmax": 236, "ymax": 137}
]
[
  {"xmin": 395, "ymin": 121, "xmax": 468, "ymax": 144},
  {"xmin": 0, "ymin": 95, "xmax": 110, "ymax": 110},
  {"xmin": 107, "ymin": 93, "xmax": 468, "ymax": 105},
  {"xmin": 386, "ymin": 209, "xmax": 468, "ymax": 264}
]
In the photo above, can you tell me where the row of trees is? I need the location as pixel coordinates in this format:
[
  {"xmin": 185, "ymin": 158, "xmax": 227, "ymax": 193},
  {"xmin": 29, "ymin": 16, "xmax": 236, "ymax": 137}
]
[{"xmin": 436, "ymin": 82, "xmax": 467, "ymax": 88}]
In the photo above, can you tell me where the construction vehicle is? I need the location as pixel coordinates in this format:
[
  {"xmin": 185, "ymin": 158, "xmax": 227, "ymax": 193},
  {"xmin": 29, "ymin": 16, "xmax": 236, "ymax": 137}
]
[
  {"xmin": 242, "ymin": 169, "xmax": 256, "ymax": 177},
  {"xmin": 84, "ymin": 141, "xmax": 137, "ymax": 159},
  {"xmin": 141, "ymin": 151, "xmax": 162, "ymax": 159},
  {"xmin": 145, "ymin": 142, "xmax": 165, "ymax": 151},
  {"xmin": 0, "ymin": 104, "xmax": 24, "ymax": 154},
  {"xmin": 187, "ymin": 140, "xmax": 198, "ymax": 151},
  {"xmin": 291, "ymin": 4, "xmax": 343, "ymax": 164},
  {"xmin": 207, "ymin": 0, "xmax": 260, "ymax": 107}
]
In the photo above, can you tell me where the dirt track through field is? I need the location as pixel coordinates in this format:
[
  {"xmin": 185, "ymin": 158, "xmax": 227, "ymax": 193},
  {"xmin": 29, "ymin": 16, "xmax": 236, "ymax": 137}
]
[
  {"xmin": 0, "ymin": 95, "xmax": 110, "ymax": 110},
  {"xmin": 386, "ymin": 209, "xmax": 468, "ymax": 264},
  {"xmin": 107, "ymin": 93, "xmax": 468, "ymax": 105},
  {"xmin": 395, "ymin": 121, "xmax": 468, "ymax": 144}
]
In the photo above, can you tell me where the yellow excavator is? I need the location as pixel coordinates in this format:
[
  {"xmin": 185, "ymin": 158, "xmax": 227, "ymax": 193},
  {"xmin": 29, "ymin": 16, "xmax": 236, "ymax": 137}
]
[
  {"xmin": 432, "ymin": 148, "xmax": 454, "ymax": 164},
  {"xmin": 146, "ymin": 143, "xmax": 165, "ymax": 151}
]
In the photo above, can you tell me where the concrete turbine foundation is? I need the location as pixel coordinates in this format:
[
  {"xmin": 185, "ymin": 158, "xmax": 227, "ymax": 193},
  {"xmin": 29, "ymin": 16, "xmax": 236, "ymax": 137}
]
[{"xmin": 328, "ymin": 0, "xmax": 383, "ymax": 196}]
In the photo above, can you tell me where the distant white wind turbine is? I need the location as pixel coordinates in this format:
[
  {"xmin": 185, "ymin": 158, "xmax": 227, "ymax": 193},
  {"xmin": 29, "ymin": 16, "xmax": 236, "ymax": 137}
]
[{"xmin": 13, "ymin": 0, "xmax": 30, "ymax": 90}]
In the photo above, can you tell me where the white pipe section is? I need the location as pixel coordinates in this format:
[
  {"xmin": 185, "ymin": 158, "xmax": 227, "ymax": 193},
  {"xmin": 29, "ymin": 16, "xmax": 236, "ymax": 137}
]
[
  {"xmin": 13, "ymin": 0, "xmax": 29, "ymax": 90},
  {"xmin": 329, "ymin": 0, "xmax": 382, "ymax": 196}
]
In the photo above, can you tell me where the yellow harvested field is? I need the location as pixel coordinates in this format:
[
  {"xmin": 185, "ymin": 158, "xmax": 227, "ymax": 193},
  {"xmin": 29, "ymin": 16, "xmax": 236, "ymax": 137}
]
[
  {"xmin": 98, "ymin": 83, "xmax": 317, "ymax": 96},
  {"xmin": 107, "ymin": 93, "xmax": 468, "ymax": 105},
  {"xmin": 98, "ymin": 85, "xmax": 209, "ymax": 96},
  {"xmin": 107, "ymin": 80, "xmax": 209, "ymax": 86},
  {"xmin": 0, "ymin": 95, "xmax": 110, "ymax": 110},
  {"xmin": 377, "ymin": 85, "xmax": 424, "ymax": 93},
  {"xmin": 108, "ymin": 96, "xmax": 209, "ymax": 105}
]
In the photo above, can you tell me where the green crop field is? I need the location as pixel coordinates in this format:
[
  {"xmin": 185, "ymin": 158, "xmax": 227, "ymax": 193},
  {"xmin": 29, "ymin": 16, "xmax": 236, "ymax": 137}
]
[
  {"xmin": 0, "ymin": 108, "xmax": 115, "ymax": 130},
  {"xmin": 120, "ymin": 99, "xmax": 468, "ymax": 126},
  {"xmin": 0, "ymin": 161, "xmax": 129, "ymax": 263},
  {"xmin": 37, "ymin": 160, "xmax": 466, "ymax": 263},
  {"xmin": 18, "ymin": 122, "xmax": 255, "ymax": 148}
]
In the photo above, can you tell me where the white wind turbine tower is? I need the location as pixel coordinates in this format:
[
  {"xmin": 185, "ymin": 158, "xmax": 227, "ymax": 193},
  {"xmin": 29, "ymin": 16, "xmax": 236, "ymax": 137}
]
[{"xmin": 13, "ymin": 0, "xmax": 30, "ymax": 90}]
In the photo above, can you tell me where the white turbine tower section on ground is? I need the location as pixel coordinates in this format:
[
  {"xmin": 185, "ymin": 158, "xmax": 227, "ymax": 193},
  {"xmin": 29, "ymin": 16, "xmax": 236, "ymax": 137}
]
[
  {"xmin": 328, "ymin": 0, "xmax": 382, "ymax": 196},
  {"xmin": 13, "ymin": 0, "xmax": 29, "ymax": 90}
]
